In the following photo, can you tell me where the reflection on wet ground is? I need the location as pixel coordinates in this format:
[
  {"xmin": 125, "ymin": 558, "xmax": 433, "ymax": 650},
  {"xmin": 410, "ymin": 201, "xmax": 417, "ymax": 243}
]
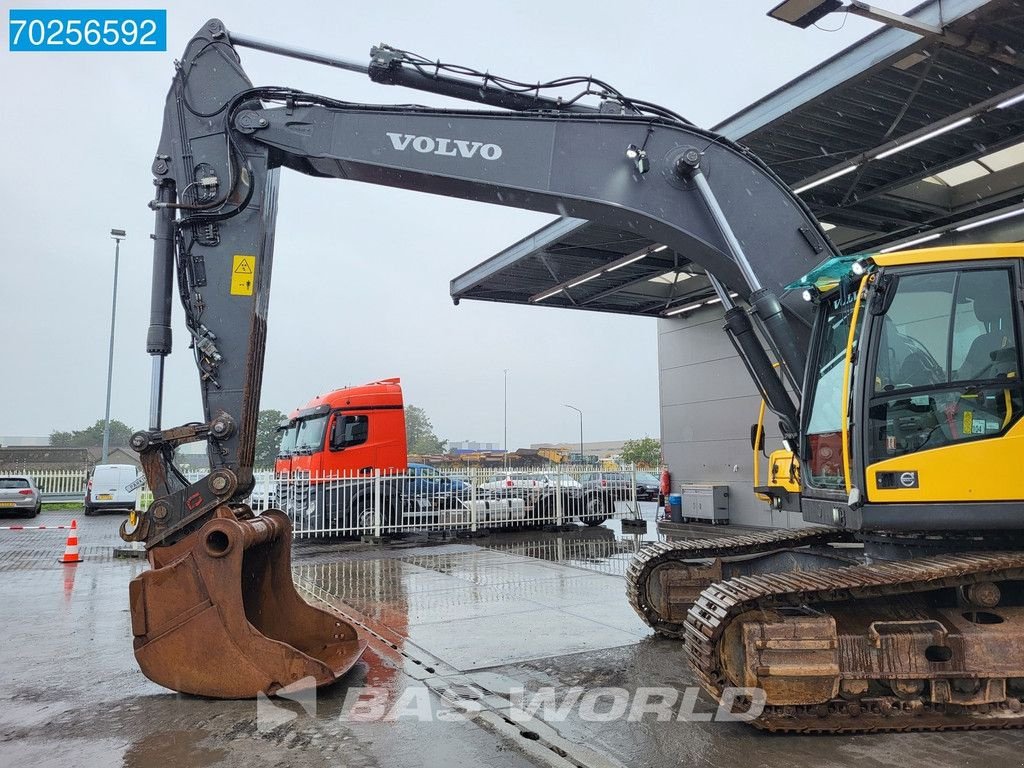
[
  {"xmin": 0, "ymin": 513, "xmax": 543, "ymax": 768},
  {"xmin": 5, "ymin": 508, "xmax": 1024, "ymax": 768},
  {"xmin": 482, "ymin": 526, "xmax": 647, "ymax": 577},
  {"xmin": 293, "ymin": 505, "xmax": 1024, "ymax": 768},
  {"xmin": 294, "ymin": 527, "xmax": 651, "ymax": 671},
  {"xmin": 293, "ymin": 504, "xmax": 663, "ymax": 674}
]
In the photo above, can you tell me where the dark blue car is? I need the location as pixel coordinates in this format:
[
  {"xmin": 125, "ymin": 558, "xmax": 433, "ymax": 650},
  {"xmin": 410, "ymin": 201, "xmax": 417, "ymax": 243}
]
[{"xmin": 406, "ymin": 463, "xmax": 470, "ymax": 496}]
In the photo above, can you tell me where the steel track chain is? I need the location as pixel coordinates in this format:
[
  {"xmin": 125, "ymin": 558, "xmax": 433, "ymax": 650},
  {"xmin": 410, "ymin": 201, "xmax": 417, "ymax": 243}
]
[
  {"xmin": 625, "ymin": 526, "xmax": 848, "ymax": 637},
  {"xmin": 685, "ymin": 550, "xmax": 1024, "ymax": 733}
]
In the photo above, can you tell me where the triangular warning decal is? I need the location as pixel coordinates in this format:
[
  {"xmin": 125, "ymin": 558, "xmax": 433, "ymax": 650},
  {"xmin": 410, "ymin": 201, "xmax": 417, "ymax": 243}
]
[{"xmin": 231, "ymin": 254, "xmax": 257, "ymax": 296}]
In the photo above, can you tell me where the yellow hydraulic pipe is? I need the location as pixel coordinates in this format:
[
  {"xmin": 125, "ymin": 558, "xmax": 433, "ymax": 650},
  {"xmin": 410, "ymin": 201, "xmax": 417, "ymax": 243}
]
[
  {"xmin": 841, "ymin": 277, "xmax": 868, "ymax": 496},
  {"xmin": 753, "ymin": 398, "xmax": 767, "ymax": 493}
]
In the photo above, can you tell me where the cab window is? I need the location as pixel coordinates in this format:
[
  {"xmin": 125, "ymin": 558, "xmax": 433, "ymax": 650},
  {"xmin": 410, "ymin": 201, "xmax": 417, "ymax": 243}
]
[
  {"xmin": 803, "ymin": 290, "xmax": 861, "ymax": 490},
  {"xmin": 331, "ymin": 414, "xmax": 369, "ymax": 450},
  {"xmin": 867, "ymin": 268, "xmax": 1021, "ymax": 462}
]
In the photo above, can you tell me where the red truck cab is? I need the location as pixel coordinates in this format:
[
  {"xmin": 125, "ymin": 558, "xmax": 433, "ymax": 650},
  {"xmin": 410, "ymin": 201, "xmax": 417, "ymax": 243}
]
[{"xmin": 275, "ymin": 378, "xmax": 407, "ymax": 478}]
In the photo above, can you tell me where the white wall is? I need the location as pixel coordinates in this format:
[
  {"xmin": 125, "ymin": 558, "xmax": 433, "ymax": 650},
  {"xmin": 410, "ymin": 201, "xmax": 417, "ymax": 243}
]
[{"xmin": 657, "ymin": 307, "xmax": 805, "ymax": 529}]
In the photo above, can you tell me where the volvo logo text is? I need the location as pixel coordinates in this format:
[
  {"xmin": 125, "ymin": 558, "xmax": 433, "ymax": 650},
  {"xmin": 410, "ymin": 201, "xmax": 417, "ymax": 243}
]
[{"xmin": 386, "ymin": 133, "xmax": 503, "ymax": 160}]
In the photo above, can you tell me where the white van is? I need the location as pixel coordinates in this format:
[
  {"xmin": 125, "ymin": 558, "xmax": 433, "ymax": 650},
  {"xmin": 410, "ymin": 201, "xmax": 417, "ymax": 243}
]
[{"xmin": 84, "ymin": 464, "xmax": 142, "ymax": 515}]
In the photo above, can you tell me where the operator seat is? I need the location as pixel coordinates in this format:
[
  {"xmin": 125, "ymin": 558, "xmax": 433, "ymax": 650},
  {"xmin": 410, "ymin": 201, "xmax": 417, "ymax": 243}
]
[
  {"xmin": 877, "ymin": 316, "xmax": 944, "ymax": 389},
  {"xmin": 957, "ymin": 281, "xmax": 1017, "ymax": 381}
]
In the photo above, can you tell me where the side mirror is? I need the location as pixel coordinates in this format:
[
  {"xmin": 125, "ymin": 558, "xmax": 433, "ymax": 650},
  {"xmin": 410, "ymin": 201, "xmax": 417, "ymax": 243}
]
[
  {"xmin": 331, "ymin": 417, "xmax": 347, "ymax": 449},
  {"xmin": 749, "ymin": 423, "xmax": 764, "ymax": 452}
]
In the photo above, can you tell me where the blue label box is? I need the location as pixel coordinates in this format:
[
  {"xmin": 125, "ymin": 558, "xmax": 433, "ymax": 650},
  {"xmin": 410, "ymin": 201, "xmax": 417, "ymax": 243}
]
[{"xmin": 9, "ymin": 9, "xmax": 167, "ymax": 52}]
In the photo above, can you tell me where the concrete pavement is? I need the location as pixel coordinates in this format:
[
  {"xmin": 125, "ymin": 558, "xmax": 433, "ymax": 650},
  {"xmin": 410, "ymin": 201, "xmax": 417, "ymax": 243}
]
[{"xmin": 1, "ymin": 509, "xmax": 1021, "ymax": 768}]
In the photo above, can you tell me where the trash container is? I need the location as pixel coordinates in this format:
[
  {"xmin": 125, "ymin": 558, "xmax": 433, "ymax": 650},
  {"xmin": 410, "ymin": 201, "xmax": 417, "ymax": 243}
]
[{"xmin": 668, "ymin": 493, "xmax": 682, "ymax": 523}]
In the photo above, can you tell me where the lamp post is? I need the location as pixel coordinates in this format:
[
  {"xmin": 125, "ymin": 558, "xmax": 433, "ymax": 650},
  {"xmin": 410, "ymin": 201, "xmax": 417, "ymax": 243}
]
[
  {"xmin": 563, "ymin": 404, "xmax": 583, "ymax": 465},
  {"xmin": 503, "ymin": 369, "xmax": 509, "ymax": 469},
  {"xmin": 767, "ymin": 0, "xmax": 942, "ymax": 35},
  {"xmin": 102, "ymin": 229, "xmax": 126, "ymax": 463}
]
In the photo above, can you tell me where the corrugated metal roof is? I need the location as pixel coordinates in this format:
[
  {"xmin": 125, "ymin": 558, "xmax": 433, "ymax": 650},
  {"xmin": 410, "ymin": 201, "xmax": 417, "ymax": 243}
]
[
  {"xmin": 450, "ymin": 220, "xmax": 713, "ymax": 315},
  {"xmin": 451, "ymin": 0, "xmax": 1024, "ymax": 317},
  {"xmin": 742, "ymin": 1, "xmax": 1024, "ymax": 251}
]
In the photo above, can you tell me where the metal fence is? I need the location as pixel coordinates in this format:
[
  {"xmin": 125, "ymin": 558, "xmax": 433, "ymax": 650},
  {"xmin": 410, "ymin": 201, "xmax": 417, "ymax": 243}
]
[
  {"xmin": 278, "ymin": 465, "xmax": 642, "ymax": 538},
  {"xmin": 17, "ymin": 464, "xmax": 644, "ymax": 538},
  {"xmin": 17, "ymin": 469, "xmax": 89, "ymax": 501}
]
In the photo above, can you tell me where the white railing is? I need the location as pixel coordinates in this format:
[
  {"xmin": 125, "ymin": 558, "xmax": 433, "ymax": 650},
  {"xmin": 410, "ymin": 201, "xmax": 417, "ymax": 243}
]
[
  {"xmin": 17, "ymin": 469, "xmax": 89, "ymax": 499},
  {"xmin": 17, "ymin": 463, "xmax": 643, "ymax": 537},
  {"xmin": 278, "ymin": 464, "xmax": 641, "ymax": 538}
]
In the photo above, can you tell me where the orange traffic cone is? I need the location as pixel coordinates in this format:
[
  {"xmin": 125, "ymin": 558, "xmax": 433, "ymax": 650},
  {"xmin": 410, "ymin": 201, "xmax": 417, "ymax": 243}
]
[{"xmin": 59, "ymin": 519, "xmax": 83, "ymax": 564}]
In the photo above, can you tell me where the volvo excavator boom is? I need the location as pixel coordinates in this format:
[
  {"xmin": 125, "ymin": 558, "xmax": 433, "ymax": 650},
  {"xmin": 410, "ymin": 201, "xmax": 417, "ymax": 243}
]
[
  {"xmin": 130, "ymin": 21, "xmax": 1024, "ymax": 734},
  {"xmin": 123, "ymin": 18, "xmax": 835, "ymax": 699},
  {"xmin": 145, "ymin": 20, "xmax": 1024, "ymax": 738}
]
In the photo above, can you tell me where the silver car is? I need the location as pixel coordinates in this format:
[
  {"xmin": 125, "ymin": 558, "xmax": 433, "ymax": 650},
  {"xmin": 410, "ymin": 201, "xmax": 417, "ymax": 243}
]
[
  {"xmin": 0, "ymin": 475, "xmax": 42, "ymax": 517},
  {"xmin": 248, "ymin": 477, "xmax": 278, "ymax": 512}
]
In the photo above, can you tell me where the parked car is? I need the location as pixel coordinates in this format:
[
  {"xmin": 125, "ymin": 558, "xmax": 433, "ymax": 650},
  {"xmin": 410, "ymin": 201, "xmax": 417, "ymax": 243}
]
[
  {"xmin": 85, "ymin": 464, "xmax": 141, "ymax": 515},
  {"xmin": 0, "ymin": 475, "xmax": 41, "ymax": 517},
  {"xmin": 553, "ymin": 472, "xmax": 583, "ymax": 490},
  {"xmin": 479, "ymin": 471, "xmax": 546, "ymax": 494},
  {"xmin": 579, "ymin": 471, "xmax": 635, "ymax": 499},
  {"xmin": 480, "ymin": 471, "xmax": 580, "ymax": 492},
  {"xmin": 479, "ymin": 471, "xmax": 608, "ymax": 526},
  {"xmin": 248, "ymin": 476, "xmax": 278, "ymax": 512},
  {"xmin": 635, "ymin": 471, "xmax": 661, "ymax": 501},
  {"xmin": 406, "ymin": 463, "xmax": 470, "ymax": 496}
]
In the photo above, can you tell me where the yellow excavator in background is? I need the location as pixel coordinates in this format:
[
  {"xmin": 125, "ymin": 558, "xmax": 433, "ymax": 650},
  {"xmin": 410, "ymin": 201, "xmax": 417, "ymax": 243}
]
[
  {"xmin": 538, "ymin": 448, "xmax": 567, "ymax": 464},
  {"xmin": 125, "ymin": 20, "xmax": 1024, "ymax": 731}
]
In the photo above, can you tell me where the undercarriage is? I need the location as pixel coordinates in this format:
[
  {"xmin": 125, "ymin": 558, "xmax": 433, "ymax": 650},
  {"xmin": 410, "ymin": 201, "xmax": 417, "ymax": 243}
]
[{"xmin": 626, "ymin": 529, "xmax": 1024, "ymax": 732}]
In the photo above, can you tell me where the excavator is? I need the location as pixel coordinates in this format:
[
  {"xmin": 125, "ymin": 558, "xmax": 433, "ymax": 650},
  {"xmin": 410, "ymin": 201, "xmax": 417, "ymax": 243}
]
[{"xmin": 124, "ymin": 19, "xmax": 1024, "ymax": 731}]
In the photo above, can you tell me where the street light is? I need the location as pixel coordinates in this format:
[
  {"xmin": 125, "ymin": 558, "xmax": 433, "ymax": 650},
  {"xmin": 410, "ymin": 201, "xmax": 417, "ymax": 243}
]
[
  {"xmin": 563, "ymin": 404, "xmax": 583, "ymax": 465},
  {"xmin": 503, "ymin": 369, "xmax": 509, "ymax": 469},
  {"xmin": 102, "ymin": 229, "xmax": 126, "ymax": 463},
  {"xmin": 767, "ymin": 0, "xmax": 842, "ymax": 27},
  {"xmin": 768, "ymin": 0, "xmax": 943, "ymax": 36}
]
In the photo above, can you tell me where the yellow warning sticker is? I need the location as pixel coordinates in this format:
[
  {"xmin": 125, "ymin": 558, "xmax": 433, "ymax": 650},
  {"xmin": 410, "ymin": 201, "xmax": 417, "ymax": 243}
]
[{"xmin": 230, "ymin": 254, "xmax": 256, "ymax": 296}]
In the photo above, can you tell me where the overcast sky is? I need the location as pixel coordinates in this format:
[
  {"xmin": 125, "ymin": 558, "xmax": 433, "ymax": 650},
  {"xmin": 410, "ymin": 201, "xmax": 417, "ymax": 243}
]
[{"xmin": 0, "ymin": 0, "xmax": 916, "ymax": 448}]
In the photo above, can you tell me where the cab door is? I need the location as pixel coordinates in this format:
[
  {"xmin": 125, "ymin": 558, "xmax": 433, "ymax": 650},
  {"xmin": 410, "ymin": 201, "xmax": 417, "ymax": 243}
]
[{"xmin": 858, "ymin": 264, "xmax": 1024, "ymax": 503}]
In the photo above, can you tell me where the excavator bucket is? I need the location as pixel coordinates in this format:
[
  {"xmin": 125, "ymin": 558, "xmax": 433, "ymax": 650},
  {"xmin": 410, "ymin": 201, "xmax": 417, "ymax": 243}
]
[{"xmin": 127, "ymin": 508, "xmax": 366, "ymax": 698}]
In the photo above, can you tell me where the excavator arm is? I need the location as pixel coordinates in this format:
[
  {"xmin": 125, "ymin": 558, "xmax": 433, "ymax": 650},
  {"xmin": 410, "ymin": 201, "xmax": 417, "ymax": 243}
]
[{"xmin": 122, "ymin": 18, "xmax": 836, "ymax": 698}]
